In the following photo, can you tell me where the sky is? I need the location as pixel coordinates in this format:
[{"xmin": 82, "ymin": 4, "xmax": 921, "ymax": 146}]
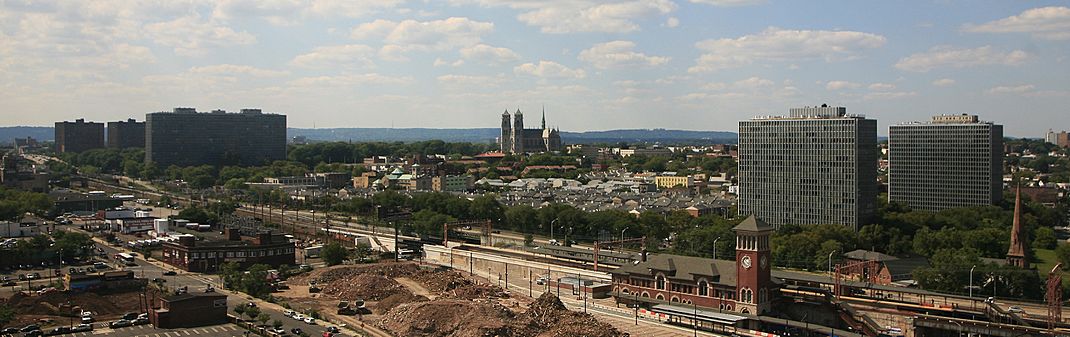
[{"xmin": 1, "ymin": 1, "xmax": 1068, "ymax": 136}]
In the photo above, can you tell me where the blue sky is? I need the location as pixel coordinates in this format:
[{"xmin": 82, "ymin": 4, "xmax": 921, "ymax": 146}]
[{"xmin": 1, "ymin": 0, "xmax": 1068, "ymax": 136}]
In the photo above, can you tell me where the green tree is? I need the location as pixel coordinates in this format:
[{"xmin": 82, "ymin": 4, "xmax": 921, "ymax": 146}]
[
  {"xmin": 273, "ymin": 319, "xmax": 284, "ymax": 329},
  {"xmin": 257, "ymin": 313, "xmax": 271, "ymax": 326},
  {"xmin": 1033, "ymin": 227, "xmax": 1057, "ymax": 250},
  {"xmin": 233, "ymin": 305, "xmax": 245, "ymax": 318},
  {"xmin": 320, "ymin": 242, "xmax": 349, "ymax": 266},
  {"xmin": 244, "ymin": 306, "xmax": 261, "ymax": 321},
  {"xmin": 353, "ymin": 243, "xmax": 373, "ymax": 263},
  {"xmin": 1056, "ymin": 244, "xmax": 1070, "ymax": 270}
]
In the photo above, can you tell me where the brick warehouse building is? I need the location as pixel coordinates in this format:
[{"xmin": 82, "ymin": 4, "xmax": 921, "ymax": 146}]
[
  {"xmin": 161, "ymin": 227, "xmax": 295, "ymax": 273},
  {"xmin": 150, "ymin": 292, "xmax": 228, "ymax": 328},
  {"xmin": 611, "ymin": 216, "xmax": 776, "ymax": 315}
]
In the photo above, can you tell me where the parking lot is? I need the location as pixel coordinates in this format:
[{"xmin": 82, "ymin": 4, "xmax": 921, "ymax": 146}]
[{"xmin": 46, "ymin": 323, "xmax": 244, "ymax": 337}]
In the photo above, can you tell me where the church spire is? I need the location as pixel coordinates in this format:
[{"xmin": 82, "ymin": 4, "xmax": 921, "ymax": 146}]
[
  {"xmin": 1007, "ymin": 183, "xmax": 1028, "ymax": 268},
  {"xmin": 541, "ymin": 105, "xmax": 546, "ymax": 130}
]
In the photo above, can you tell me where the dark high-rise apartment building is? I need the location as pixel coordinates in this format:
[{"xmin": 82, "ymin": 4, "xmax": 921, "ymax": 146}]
[
  {"xmin": 55, "ymin": 119, "xmax": 105, "ymax": 153},
  {"xmin": 738, "ymin": 105, "xmax": 878, "ymax": 230},
  {"xmin": 145, "ymin": 108, "xmax": 286, "ymax": 167},
  {"xmin": 107, "ymin": 118, "xmax": 146, "ymax": 149},
  {"xmin": 888, "ymin": 114, "xmax": 1003, "ymax": 212}
]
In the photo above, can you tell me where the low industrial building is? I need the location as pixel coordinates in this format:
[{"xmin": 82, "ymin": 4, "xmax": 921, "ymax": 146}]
[
  {"xmin": 150, "ymin": 292, "xmax": 229, "ymax": 328},
  {"xmin": 51, "ymin": 192, "xmax": 124, "ymax": 214},
  {"xmin": 160, "ymin": 227, "xmax": 295, "ymax": 273},
  {"xmin": 64, "ymin": 270, "xmax": 147, "ymax": 292}
]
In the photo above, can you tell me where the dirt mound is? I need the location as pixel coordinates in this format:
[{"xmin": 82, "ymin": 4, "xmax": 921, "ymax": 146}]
[
  {"xmin": 5, "ymin": 291, "xmax": 126, "ymax": 317},
  {"xmin": 299, "ymin": 263, "xmax": 421, "ymax": 285},
  {"xmin": 372, "ymin": 292, "xmax": 429, "ymax": 313},
  {"xmin": 319, "ymin": 274, "xmax": 409, "ymax": 301},
  {"xmin": 442, "ymin": 284, "xmax": 509, "ymax": 300},
  {"xmin": 522, "ymin": 293, "xmax": 627, "ymax": 337},
  {"xmin": 377, "ymin": 300, "xmax": 518, "ymax": 337},
  {"xmin": 410, "ymin": 268, "xmax": 474, "ymax": 292}
]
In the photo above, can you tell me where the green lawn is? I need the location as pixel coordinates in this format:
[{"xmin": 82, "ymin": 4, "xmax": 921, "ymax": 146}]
[{"xmin": 1034, "ymin": 245, "xmax": 1070, "ymax": 289}]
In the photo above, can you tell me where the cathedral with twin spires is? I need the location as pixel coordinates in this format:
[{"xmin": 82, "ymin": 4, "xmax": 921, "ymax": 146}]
[{"xmin": 500, "ymin": 108, "xmax": 562, "ymax": 154}]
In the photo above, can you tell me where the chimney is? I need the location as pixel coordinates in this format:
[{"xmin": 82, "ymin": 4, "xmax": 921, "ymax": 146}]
[
  {"xmin": 225, "ymin": 227, "xmax": 241, "ymax": 241},
  {"xmin": 257, "ymin": 231, "xmax": 272, "ymax": 245},
  {"xmin": 640, "ymin": 248, "xmax": 648, "ymax": 262}
]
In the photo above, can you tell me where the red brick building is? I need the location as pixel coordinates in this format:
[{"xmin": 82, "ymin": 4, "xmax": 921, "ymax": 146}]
[
  {"xmin": 150, "ymin": 292, "xmax": 228, "ymax": 328},
  {"xmin": 611, "ymin": 216, "xmax": 775, "ymax": 315},
  {"xmin": 161, "ymin": 227, "xmax": 295, "ymax": 273}
]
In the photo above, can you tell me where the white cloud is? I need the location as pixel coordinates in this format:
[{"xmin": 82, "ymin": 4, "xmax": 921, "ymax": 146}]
[
  {"xmin": 288, "ymin": 73, "xmax": 412, "ymax": 87},
  {"xmin": 378, "ymin": 45, "xmax": 410, "ymax": 62},
  {"xmin": 578, "ymin": 40, "xmax": 669, "ymax": 69},
  {"xmin": 144, "ymin": 16, "xmax": 256, "ymax": 56},
  {"xmin": 436, "ymin": 74, "xmax": 507, "ymax": 86},
  {"xmin": 895, "ymin": 45, "xmax": 1028, "ymax": 72},
  {"xmin": 350, "ymin": 17, "xmax": 494, "ymax": 61},
  {"xmin": 734, "ymin": 77, "xmax": 774, "ymax": 88},
  {"xmin": 689, "ymin": 0, "xmax": 765, "ymax": 6},
  {"xmin": 689, "ymin": 27, "xmax": 886, "ymax": 73},
  {"xmin": 190, "ymin": 64, "xmax": 288, "ymax": 77},
  {"xmin": 868, "ymin": 82, "xmax": 896, "ymax": 91},
  {"xmin": 212, "ymin": 0, "xmax": 404, "ymax": 24},
  {"xmin": 963, "ymin": 6, "xmax": 1070, "ymax": 40},
  {"xmin": 987, "ymin": 84, "xmax": 1035, "ymax": 94},
  {"xmin": 451, "ymin": 0, "xmax": 676, "ymax": 33},
  {"xmin": 459, "ymin": 44, "xmax": 520, "ymax": 64},
  {"xmin": 932, "ymin": 78, "xmax": 956, "ymax": 87},
  {"xmin": 664, "ymin": 17, "xmax": 679, "ymax": 28},
  {"xmin": 291, "ymin": 44, "xmax": 376, "ymax": 68},
  {"xmin": 826, "ymin": 81, "xmax": 861, "ymax": 91},
  {"xmin": 864, "ymin": 91, "xmax": 917, "ymax": 100},
  {"xmin": 514, "ymin": 61, "xmax": 587, "ymax": 79}
]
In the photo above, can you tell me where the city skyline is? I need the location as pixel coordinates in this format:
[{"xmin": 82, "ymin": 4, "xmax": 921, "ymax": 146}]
[{"xmin": 1, "ymin": 1, "xmax": 1069, "ymax": 136}]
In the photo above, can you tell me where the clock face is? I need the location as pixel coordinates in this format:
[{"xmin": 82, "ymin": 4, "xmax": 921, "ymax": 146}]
[
  {"xmin": 760, "ymin": 256, "xmax": 768, "ymax": 269},
  {"xmin": 741, "ymin": 255, "xmax": 752, "ymax": 269}
]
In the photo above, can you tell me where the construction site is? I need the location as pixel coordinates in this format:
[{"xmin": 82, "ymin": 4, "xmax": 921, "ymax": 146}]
[
  {"xmin": 1, "ymin": 287, "xmax": 159, "ymax": 328},
  {"xmin": 278, "ymin": 262, "xmax": 627, "ymax": 337}
]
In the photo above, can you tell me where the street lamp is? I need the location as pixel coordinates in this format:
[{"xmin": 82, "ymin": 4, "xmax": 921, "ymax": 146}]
[
  {"xmin": 712, "ymin": 237, "xmax": 721, "ymax": 260},
  {"xmin": 828, "ymin": 250, "xmax": 838, "ymax": 275},
  {"xmin": 969, "ymin": 265, "xmax": 976, "ymax": 299},
  {"xmin": 621, "ymin": 227, "xmax": 629, "ymax": 242},
  {"xmin": 550, "ymin": 218, "xmax": 559, "ymax": 242}
]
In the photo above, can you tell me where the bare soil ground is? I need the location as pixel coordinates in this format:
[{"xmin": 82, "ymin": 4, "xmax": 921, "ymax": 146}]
[
  {"xmin": 278, "ymin": 262, "xmax": 626, "ymax": 337},
  {"xmin": 1, "ymin": 288, "xmax": 156, "ymax": 329}
]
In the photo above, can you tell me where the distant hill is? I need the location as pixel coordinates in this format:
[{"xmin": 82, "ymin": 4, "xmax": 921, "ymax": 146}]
[
  {"xmin": 0, "ymin": 127, "xmax": 54, "ymax": 145},
  {"xmin": 287, "ymin": 128, "xmax": 738, "ymax": 144}
]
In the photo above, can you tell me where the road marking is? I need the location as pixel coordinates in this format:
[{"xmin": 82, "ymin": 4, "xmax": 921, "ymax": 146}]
[
  {"xmin": 210, "ymin": 327, "xmax": 220, "ymax": 332},
  {"xmin": 182, "ymin": 330, "xmax": 191, "ymax": 335}
]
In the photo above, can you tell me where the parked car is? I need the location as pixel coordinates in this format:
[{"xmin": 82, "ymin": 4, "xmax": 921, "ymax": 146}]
[
  {"xmin": 163, "ymin": 270, "xmax": 177, "ymax": 276},
  {"xmin": 20, "ymin": 324, "xmax": 40, "ymax": 332},
  {"xmin": 1008, "ymin": 306, "xmax": 1025, "ymax": 314},
  {"xmin": 2, "ymin": 280, "xmax": 16, "ymax": 286},
  {"xmin": 71, "ymin": 324, "xmax": 93, "ymax": 332},
  {"xmin": 326, "ymin": 326, "xmax": 340, "ymax": 333},
  {"xmin": 290, "ymin": 328, "xmax": 303, "ymax": 335},
  {"xmin": 46, "ymin": 326, "xmax": 70, "ymax": 335},
  {"xmin": 122, "ymin": 312, "xmax": 139, "ymax": 320},
  {"xmin": 109, "ymin": 320, "xmax": 133, "ymax": 328},
  {"xmin": 134, "ymin": 317, "xmax": 149, "ymax": 325},
  {"xmin": 303, "ymin": 317, "xmax": 316, "ymax": 325},
  {"xmin": 1, "ymin": 327, "xmax": 20, "ymax": 334}
]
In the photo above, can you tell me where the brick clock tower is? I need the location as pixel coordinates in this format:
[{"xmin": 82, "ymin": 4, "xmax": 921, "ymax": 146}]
[{"xmin": 733, "ymin": 215, "xmax": 774, "ymax": 315}]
